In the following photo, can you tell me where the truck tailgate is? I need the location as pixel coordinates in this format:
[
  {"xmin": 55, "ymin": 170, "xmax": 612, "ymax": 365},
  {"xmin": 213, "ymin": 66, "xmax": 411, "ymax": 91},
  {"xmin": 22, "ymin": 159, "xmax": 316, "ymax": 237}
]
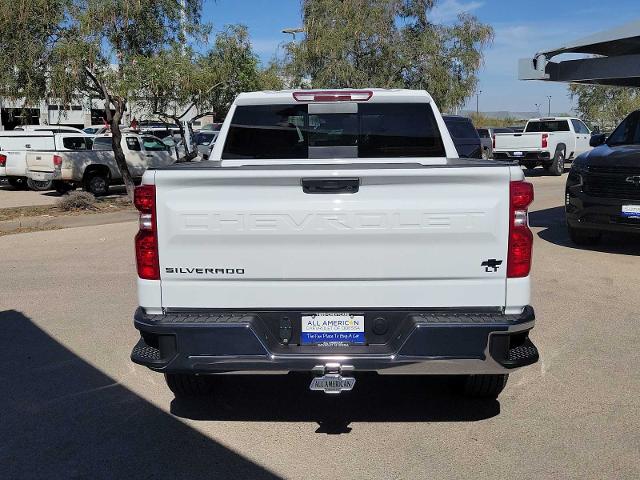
[
  {"xmin": 494, "ymin": 133, "xmax": 541, "ymax": 150},
  {"xmin": 154, "ymin": 164, "xmax": 512, "ymax": 309},
  {"xmin": 26, "ymin": 152, "xmax": 55, "ymax": 172}
]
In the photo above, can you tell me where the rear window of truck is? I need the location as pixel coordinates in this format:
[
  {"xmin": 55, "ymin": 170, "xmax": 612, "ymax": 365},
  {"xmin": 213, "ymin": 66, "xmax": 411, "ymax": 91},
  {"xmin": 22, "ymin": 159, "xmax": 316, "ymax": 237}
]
[
  {"xmin": 525, "ymin": 120, "xmax": 570, "ymax": 133},
  {"xmin": 221, "ymin": 103, "xmax": 446, "ymax": 159}
]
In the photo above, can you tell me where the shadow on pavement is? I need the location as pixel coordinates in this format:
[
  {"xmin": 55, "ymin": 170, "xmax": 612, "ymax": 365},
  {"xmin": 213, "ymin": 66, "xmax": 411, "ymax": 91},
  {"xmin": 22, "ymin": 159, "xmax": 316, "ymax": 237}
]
[
  {"xmin": 529, "ymin": 206, "xmax": 640, "ymax": 256},
  {"xmin": 522, "ymin": 167, "xmax": 570, "ymax": 178},
  {"xmin": 170, "ymin": 374, "xmax": 500, "ymax": 433},
  {"xmin": 0, "ymin": 310, "xmax": 281, "ymax": 479}
]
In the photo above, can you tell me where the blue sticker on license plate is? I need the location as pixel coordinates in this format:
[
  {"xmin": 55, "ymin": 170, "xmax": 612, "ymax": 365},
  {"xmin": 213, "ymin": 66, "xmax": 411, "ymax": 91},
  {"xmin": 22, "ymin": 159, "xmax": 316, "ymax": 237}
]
[
  {"xmin": 301, "ymin": 313, "xmax": 365, "ymax": 345},
  {"xmin": 622, "ymin": 205, "xmax": 640, "ymax": 218}
]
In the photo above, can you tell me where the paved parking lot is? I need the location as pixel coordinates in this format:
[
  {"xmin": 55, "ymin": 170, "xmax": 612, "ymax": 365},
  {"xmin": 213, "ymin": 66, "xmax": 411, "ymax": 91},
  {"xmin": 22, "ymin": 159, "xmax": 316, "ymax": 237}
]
[
  {"xmin": 1, "ymin": 170, "xmax": 639, "ymax": 479},
  {"xmin": 0, "ymin": 184, "xmax": 61, "ymax": 208}
]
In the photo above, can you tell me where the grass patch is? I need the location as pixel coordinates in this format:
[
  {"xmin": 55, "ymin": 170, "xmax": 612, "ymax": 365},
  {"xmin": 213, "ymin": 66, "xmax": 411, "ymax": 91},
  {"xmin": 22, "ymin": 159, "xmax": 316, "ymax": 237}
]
[{"xmin": 0, "ymin": 195, "xmax": 133, "ymax": 222}]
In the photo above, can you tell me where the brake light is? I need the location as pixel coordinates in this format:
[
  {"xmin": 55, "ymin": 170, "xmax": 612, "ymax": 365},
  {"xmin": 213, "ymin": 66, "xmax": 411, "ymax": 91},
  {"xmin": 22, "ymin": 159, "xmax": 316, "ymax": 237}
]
[
  {"xmin": 134, "ymin": 184, "xmax": 159, "ymax": 280},
  {"xmin": 492, "ymin": 134, "xmax": 496, "ymax": 149},
  {"xmin": 0, "ymin": 153, "xmax": 6, "ymax": 167},
  {"xmin": 53, "ymin": 154, "xmax": 62, "ymax": 167},
  {"xmin": 293, "ymin": 90, "xmax": 373, "ymax": 102},
  {"xmin": 542, "ymin": 133, "xmax": 548, "ymax": 149},
  {"xmin": 508, "ymin": 181, "xmax": 534, "ymax": 278}
]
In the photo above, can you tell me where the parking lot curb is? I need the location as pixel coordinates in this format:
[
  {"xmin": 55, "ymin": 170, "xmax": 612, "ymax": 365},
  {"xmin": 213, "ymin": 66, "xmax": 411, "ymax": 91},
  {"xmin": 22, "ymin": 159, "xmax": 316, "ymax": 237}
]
[{"xmin": 0, "ymin": 210, "xmax": 138, "ymax": 233}]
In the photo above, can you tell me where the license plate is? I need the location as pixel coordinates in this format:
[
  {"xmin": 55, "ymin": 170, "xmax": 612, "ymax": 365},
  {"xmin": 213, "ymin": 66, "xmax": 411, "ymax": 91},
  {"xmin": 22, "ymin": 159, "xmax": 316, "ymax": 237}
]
[
  {"xmin": 622, "ymin": 205, "xmax": 640, "ymax": 218},
  {"xmin": 301, "ymin": 313, "xmax": 365, "ymax": 345},
  {"xmin": 512, "ymin": 151, "xmax": 524, "ymax": 157},
  {"xmin": 310, "ymin": 375, "xmax": 356, "ymax": 394},
  {"xmin": 30, "ymin": 172, "xmax": 53, "ymax": 181}
]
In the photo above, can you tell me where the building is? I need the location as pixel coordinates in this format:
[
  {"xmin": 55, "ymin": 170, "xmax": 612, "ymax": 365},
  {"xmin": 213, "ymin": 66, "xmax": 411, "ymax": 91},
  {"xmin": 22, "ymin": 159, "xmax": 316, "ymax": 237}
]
[{"xmin": 0, "ymin": 97, "xmax": 214, "ymax": 131}]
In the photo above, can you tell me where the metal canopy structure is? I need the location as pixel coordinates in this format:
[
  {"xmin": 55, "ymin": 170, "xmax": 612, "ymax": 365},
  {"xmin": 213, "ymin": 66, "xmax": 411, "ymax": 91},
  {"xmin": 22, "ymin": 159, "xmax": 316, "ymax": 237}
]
[{"xmin": 519, "ymin": 20, "xmax": 640, "ymax": 87}]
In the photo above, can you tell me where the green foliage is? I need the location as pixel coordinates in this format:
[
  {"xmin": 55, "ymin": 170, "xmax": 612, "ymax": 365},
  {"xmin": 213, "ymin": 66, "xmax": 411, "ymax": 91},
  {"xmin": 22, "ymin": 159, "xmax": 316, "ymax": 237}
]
[
  {"xmin": 282, "ymin": 0, "xmax": 493, "ymax": 111},
  {"xmin": 197, "ymin": 25, "xmax": 282, "ymax": 120},
  {"xmin": 0, "ymin": 0, "xmax": 277, "ymax": 195},
  {"xmin": 468, "ymin": 112, "xmax": 518, "ymax": 129},
  {"xmin": 569, "ymin": 84, "xmax": 640, "ymax": 131}
]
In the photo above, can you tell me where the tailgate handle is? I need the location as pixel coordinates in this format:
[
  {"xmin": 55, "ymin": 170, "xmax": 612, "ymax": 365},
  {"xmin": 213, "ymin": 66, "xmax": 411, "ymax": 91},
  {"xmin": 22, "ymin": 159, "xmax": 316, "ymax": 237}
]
[{"xmin": 302, "ymin": 178, "xmax": 359, "ymax": 194}]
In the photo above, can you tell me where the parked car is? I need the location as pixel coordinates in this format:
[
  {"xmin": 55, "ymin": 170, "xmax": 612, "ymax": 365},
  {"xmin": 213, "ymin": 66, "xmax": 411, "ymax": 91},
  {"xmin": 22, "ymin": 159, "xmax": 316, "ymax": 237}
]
[
  {"xmin": 83, "ymin": 125, "xmax": 112, "ymax": 135},
  {"xmin": 493, "ymin": 117, "xmax": 592, "ymax": 175},
  {"xmin": 194, "ymin": 130, "xmax": 219, "ymax": 159},
  {"xmin": 130, "ymin": 89, "xmax": 539, "ymax": 399},
  {"xmin": 161, "ymin": 135, "xmax": 186, "ymax": 161},
  {"xmin": 442, "ymin": 115, "xmax": 482, "ymax": 159},
  {"xmin": 477, "ymin": 127, "xmax": 514, "ymax": 159},
  {"xmin": 200, "ymin": 123, "xmax": 222, "ymax": 131},
  {"xmin": 566, "ymin": 110, "xmax": 640, "ymax": 244},
  {"xmin": 0, "ymin": 131, "xmax": 93, "ymax": 190},
  {"xmin": 25, "ymin": 133, "xmax": 175, "ymax": 195}
]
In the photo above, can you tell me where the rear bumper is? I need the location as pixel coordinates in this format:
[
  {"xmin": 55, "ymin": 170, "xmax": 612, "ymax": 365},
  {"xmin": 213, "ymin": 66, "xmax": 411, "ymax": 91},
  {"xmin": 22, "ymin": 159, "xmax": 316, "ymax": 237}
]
[
  {"xmin": 566, "ymin": 179, "xmax": 640, "ymax": 234},
  {"xmin": 493, "ymin": 151, "xmax": 551, "ymax": 163},
  {"xmin": 131, "ymin": 307, "xmax": 538, "ymax": 375}
]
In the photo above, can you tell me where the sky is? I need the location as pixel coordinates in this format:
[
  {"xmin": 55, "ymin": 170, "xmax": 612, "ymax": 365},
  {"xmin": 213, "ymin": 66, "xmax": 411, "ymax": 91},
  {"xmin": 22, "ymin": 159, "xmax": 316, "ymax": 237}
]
[{"xmin": 202, "ymin": 0, "xmax": 640, "ymax": 114}]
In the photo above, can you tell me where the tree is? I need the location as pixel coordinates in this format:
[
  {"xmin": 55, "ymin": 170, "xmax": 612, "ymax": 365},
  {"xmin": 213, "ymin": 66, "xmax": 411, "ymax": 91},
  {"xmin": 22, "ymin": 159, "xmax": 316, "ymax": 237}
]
[
  {"xmin": 282, "ymin": 0, "xmax": 493, "ymax": 111},
  {"xmin": 569, "ymin": 84, "xmax": 640, "ymax": 132},
  {"xmin": 135, "ymin": 24, "xmax": 284, "ymax": 161},
  {"xmin": 0, "ymin": 0, "xmax": 207, "ymax": 199}
]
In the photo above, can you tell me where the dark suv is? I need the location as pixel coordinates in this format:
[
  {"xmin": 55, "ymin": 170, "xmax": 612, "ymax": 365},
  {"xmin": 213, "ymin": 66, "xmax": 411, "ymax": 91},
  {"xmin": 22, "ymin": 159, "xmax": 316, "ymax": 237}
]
[
  {"xmin": 565, "ymin": 110, "xmax": 640, "ymax": 244},
  {"xmin": 443, "ymin": 115, "xmax": 482, "ymax": 159}
]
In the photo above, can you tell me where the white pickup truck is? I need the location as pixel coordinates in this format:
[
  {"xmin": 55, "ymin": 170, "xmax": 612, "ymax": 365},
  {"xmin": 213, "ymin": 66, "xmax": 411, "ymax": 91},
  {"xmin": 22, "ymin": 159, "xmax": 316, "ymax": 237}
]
[
  {"xmin": 26, "ymin": 134, "xmax": 175, "ymax": 195},
  {"xmin": 130, "ymin": 89, "xmax": 539, "ymax": 399},
  {"xmin": 0, "ymin": 131, "xmax": 95, "ymax": 190},
  {"xmin": 493, "ymin": 117, "xmax": 592, "ymax": 175}
]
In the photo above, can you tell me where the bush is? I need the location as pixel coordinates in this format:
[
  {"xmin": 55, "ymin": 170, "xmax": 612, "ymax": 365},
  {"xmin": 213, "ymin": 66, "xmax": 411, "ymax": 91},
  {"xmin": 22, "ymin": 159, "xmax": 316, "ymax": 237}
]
[{"xmin": 56, "ymin": 191, "xmax": 97, "ymax": 211}]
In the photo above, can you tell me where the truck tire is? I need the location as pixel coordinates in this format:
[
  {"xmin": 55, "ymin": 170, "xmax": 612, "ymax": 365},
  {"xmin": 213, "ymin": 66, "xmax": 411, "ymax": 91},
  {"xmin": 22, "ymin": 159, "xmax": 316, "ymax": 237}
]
[
  {"xmin": 27, "ymin": 178, "xmax": 53, "ymax": 191},
  {"xmin": 461, "ymin": 374, "xmax": 508, "ymax": 398},
  {"xmin": 164, "ymin": 373, "xmax": 215, "ymax": 397},
  {"xmin": 84, "ymin": 172, "xmax": 109, "ymax": 196},
  {"xmin": 53, "ymin": 181, "xmax": 75, "ymax": 195},
  {"xmin": 482, "ymin": 148, "xmax": 490, "ymax": 160},
  {"xmin": 548, "ymin": 149, "xmax": 565, "ymax": 176},
  {"xmin": 523, "ymin": 161, "xmax": 537, "ymax": 170},
  {"xmin": 7, "ymin": 177, "xmax": 28, "ymax": 190},
  {"xmin": 568, "ymin": 225, "xmax": 601, "ymax": 246}
]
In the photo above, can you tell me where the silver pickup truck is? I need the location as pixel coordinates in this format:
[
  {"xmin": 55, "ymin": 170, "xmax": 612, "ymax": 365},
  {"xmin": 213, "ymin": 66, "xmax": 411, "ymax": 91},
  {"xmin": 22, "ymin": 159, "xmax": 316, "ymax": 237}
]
[{"xmin": 25, "ymin": 134, "xmax": 175, "ymax": 195}]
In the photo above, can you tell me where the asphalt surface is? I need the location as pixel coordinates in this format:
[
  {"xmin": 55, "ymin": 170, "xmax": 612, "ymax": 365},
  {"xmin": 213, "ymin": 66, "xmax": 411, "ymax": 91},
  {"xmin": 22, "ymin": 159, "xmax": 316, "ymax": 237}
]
[{"xmin": 1, "ymin": 168, "xmax": 639, "ymax": 479}]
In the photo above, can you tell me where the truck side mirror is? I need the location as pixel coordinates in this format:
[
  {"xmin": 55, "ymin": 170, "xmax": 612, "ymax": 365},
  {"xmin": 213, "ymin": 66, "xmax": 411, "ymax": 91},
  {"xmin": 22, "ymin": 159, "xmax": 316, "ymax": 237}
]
[{"xmin": 590, "ymin": 133, "xmax": 606, "ymax": 147}]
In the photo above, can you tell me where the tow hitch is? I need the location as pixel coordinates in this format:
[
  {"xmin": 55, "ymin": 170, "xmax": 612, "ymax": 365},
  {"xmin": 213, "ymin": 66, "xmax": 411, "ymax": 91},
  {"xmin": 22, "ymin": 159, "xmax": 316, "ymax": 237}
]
[{"xmin": 309, "ymin": 363, "xmax": 356, "ymax": 394}]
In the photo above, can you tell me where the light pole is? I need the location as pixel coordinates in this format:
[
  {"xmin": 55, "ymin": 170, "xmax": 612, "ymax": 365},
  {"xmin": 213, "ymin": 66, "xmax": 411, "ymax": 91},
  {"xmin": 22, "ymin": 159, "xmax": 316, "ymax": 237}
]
[
  {"xmin": 534, "ymin": 103, "xmax": 541, "ymax": 116},
  {"xmin": 282, "ymin": 27, "xmax": 305, "ymax": 40},
  {"xmin": 547, "ymin": 96, "xmax": 552, "ymax": 116},
  {"xmin": 476, "ymin": 90, "xmax": 482, "ymax": 115}
]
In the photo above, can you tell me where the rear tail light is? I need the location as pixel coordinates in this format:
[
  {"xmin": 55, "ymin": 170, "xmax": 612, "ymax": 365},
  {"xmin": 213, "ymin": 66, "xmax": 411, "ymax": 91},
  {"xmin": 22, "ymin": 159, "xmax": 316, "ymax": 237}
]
[
  {"xmin": 0, "ymin": 153, "xmax": 6, "ymax": 167},
  {"xmin": 293, "ymin": 90, "xmax": 373, "ymax": 102},
  {"xmin": 492, "ymin": 134, "xmax": 496, "ymax": 149},
  {"xmin": 542, "ymin": 133, "xmax": 548, "ymax": 149},
  {"xmin": 134, "ymin": 184, "xmax": 159, "ymax": 280},
  {"xmin": 53, "ymin": 154, "xmax": 62, "ymax": 168},
  {"xmin": 508, "ymin": 181, "xmax": 534, "ymax": 278}
]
